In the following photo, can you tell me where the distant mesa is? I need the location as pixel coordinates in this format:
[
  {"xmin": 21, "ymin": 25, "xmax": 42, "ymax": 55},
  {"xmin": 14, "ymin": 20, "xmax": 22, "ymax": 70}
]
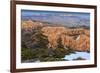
[{"xmin": 21, "ymin": 20, "xmax": 44, "ymax": 30}]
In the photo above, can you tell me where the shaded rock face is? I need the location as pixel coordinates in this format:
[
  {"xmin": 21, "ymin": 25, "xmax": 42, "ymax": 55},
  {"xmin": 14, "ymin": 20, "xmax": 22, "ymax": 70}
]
[{"xmin": 21, "ymin": 20, "xmax": 45, "ymax": 49}]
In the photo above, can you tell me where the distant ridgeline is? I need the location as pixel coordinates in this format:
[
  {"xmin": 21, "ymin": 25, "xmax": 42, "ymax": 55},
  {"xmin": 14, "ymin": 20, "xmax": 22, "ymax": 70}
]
[
  {"xmin": 21, "ymin": 11, "xmax": 90, "ymax": 29},
  {"xmin": 21, "ymin": 13, "xmax": 90, "ymax": 29}
]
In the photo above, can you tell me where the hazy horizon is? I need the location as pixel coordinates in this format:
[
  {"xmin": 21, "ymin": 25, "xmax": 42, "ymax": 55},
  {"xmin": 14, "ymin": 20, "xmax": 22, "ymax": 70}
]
[{"xmin": 21, "ymin": 9, "xmax": 90, "ymax": 27}]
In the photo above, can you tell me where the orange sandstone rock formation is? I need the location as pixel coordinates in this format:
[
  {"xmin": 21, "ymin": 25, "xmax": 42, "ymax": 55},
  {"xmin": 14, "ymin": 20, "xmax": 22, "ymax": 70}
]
[
  {"xmin": 41, "ymin": 27, "xmax": 67, "ymax": 49},
  {"xmin": 41, "ymin": 26, "xmax": 90, "ymax": 52}
]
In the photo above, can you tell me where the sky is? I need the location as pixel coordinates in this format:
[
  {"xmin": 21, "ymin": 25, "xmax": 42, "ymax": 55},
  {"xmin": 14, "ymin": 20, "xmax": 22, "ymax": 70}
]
[{"xmin": 21, "ymin": 9, "xmax": 90, "ymax": 27}]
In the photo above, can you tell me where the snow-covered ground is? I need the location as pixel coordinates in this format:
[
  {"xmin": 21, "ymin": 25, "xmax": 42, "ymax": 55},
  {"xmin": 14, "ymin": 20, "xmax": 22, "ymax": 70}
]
[{"xmin": 64, "ymin": 51, "xmax": 90, "ymax": 61}]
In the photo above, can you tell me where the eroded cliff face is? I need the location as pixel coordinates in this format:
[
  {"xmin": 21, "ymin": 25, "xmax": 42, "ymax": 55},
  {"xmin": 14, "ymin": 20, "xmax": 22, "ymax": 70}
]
[
  {"xmin": 21, "ymin": 20, "xmax": 90, "ymax": 52},
  {"xmin": 74, "ymin": 34, "xmax": 90, "ymax": 51},
  {"xmin": 41, "ymin": 27, "xmax": 67, "ymax": 50},
  {"xmin": 41, "ymin": 26, "xmax": 90, "ymax": 52}
]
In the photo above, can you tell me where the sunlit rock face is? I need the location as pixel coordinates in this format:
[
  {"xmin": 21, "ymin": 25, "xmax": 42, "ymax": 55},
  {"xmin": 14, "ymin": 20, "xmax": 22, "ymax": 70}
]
[
  {"xmin": 21, "ymin": 20, "xmax": 44, "ymax": 30},
  {"xmin": 74, "ymin": 34, "xmax": 90, "ymax": 52},
  {"xmin": 41, "ymin": 26, "xmax": 67, "ymax": 50},
  {"xmin": 41, "ymin": 26, "xmax": 90, "ymax": 52}
]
